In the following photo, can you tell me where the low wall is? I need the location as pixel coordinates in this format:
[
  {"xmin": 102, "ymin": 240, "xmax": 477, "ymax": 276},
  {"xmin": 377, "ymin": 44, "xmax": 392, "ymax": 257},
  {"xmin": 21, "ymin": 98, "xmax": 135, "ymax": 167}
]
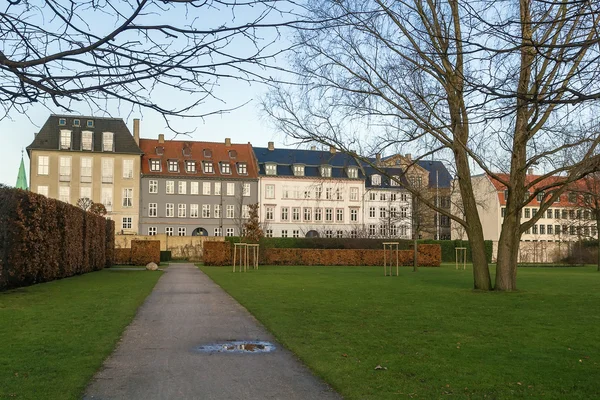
[
  {"xmin": 491, "ymin": 240, "xmax": 583, "ymax": 263},
  {"xmin": 115, "ymin": 234, "xmax": 224, "ymax": 261}
]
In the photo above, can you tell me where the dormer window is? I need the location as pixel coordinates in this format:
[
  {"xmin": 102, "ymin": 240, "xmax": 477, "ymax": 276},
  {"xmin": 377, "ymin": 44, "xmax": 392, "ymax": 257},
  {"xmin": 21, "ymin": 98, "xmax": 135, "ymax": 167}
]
[
  {"xmin": 86, "ymin": 120, "xmax": 94, "ymax": 128},
  {"xmin": 203, "ymin": 161, "xmax": 214, "ymax": 173},
  {"xmin": 182, "ymin": 146, "xmax": 192, "ymax": 157},
  {"xmin": 168, "ymin": 160, "xmax": 179, "ymax": 172},
  {"xmin": 228, "ymin": 150, "xmax": 237, "ymax": 158},
  {"xmin": 73, "ymin": 119, "xmax": 81, "ymax": 127},
  {"xmin": 237, "ymin": 162, "xmax": 247, "ymax": 175},
  {"xmin": 150, "ymin": 159, "xmax": 161, "ymax": 172},
  {"xmin": 372, "ymin": 174, "xmax": 381, "ymax": 186},
  {"xmin": 185, "ymin": 160, "xmax": 196, "ymax": 173},
  {"xmin": 390, "ymin": 175, "xmax": 400, "ymax": 186},
  {"xmin": 203, "ymin": 149, "xmax": 212, "ymax": 158},
  {"xmin": 347, "ymin": 167, "xmax": 358, "ymax": 179},
  {"xmin": 293, "ymin": 164, "xmax": 305, "ymax": 176},
  {"xmin": 60, "ymin": 130, "xmax": 71, "ymax": 150},
  {"xmin": 155, "ymin": 146, "xmax": 164, "ymax": 156},
  {"xmin": 81, "ymin": 131, "xmax": 93, "ymax": 151},
  {"xmin": 536, "ymin": 192, "xmax": 545, "ymax": 202},
  {"xmin": 320, "ymin": 165, "xmax": 332, "ymax": 178},
  {"xmin": 102, "ymin": 132, "xmax": 114, "ymax": 152},
  {"xmin": 265, "ymin": 163, "xmax": 277, "ymax": 175},
  {"xmin": 220, "ymin": 162, "xmax": 231, "ymax": 174},
  {"xmin": 58, "ymin": 118, "xmax": 66, "ymax": 126}
]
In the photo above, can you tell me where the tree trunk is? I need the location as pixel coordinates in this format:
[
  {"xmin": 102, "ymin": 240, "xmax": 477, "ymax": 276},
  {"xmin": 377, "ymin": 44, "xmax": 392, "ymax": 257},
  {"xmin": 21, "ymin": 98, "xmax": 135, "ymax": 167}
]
[
  {"xmin": 596, "ymin": 216, "xmax": 600, "ymax": 271},
  {"xmin": 413, "ymin": 236, "xmax": 418, "ymax": 272},
  {"xmin": 495, "ymin": 213, "xmax": 521, "ymax": 291}
]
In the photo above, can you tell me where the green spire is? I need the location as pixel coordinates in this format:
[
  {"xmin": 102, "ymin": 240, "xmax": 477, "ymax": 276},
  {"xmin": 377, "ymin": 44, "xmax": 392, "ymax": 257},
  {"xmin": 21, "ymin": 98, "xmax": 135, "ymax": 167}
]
[{"xmin": 16, "ymin": 150, "xmax": 28, "ymax": 190}]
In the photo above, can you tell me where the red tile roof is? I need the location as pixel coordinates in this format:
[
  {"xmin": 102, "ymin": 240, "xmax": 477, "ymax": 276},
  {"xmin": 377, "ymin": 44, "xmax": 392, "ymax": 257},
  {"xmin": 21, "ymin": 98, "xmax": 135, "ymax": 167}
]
[{"xmin": 139, "ymin": 138, "xmax": 258, "ymax": 179}]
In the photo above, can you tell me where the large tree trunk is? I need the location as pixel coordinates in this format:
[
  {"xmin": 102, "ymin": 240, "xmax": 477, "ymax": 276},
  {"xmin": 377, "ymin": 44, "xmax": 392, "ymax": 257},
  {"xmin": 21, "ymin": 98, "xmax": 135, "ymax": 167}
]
[
  {"xmin": 596, "ymin": 216, "xmax": 600, "ymax": 272},
  {"xmin": 495, "ymin": 213, "xmax": 521, "ymax": 291}
]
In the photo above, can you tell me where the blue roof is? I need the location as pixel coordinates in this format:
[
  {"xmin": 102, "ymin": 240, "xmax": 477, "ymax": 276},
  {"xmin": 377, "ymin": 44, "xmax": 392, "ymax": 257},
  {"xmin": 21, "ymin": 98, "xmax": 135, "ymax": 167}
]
[
  {"xmin": 363, "ymin": 166, "xmax": 409, "ymax": 189},
  {"xmin": 417, "ymin": 160, "xmax": 452, "ymax": 188},
  {"xmin": 254, "ymin": 147, "xmax": 365, "ymax": 179}
]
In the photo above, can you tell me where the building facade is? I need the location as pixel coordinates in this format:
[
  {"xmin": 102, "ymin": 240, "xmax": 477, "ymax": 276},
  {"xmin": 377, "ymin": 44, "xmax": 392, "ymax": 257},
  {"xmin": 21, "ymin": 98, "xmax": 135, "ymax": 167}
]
[
  {"xmin": 27, "ymin": 115, "xmax": 142, "ymax": 233},
  {"xmin": 138, "ymin": 137, "xmax": 259, "ymax": 236},
  {"xmin": 254, "ymin": 143, "xmax": 365, "ymax": 238}
]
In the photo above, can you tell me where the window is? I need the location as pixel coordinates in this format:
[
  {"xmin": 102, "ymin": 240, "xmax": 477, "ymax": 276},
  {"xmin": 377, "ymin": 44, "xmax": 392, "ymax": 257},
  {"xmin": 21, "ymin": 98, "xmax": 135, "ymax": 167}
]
[
  {"xmin": 227, "ymin": 183, "xmax": 235, "ymax": 196},
  {"xmin": 58, "ymin": 118, "xmax": 66, "ymax": 126},
  {"xmin": 60, "ymin": 130, "xmax": 71, "ymax": 149},
  {"xmin": 347, "ymin": 167, "xmax": 358, "ymax": 178},
  {"xmin": 351, "ymin": 230, "xmax": 357, "ymax": 238},
  {"xmin": 569, "ymin": 192, "xmax": 577, "ymax": 203},
  {"xmin": 292, "ymin": 207, "xmax": 300, "ymax": 221},
  {"xmin": 390, "ymin": 225, "xmax": 397, "ymax": 236},
  {"xmin": 293, "ymin": 165, "xmax": 305, "ymax": 176},
  {"xmin": 120, "ymin": 159, "xmax": 133, "ymax": 179},
  {"xmin": 540, "ymin": 224, "xmax": 545, "ymax": 234},
  {"xmin": 101, "ymin": 158, "xmax": 113, "ymax": 183},
  {"xmin": 350, "ymin": 187, "xmax": 359, "ymax": 201},
  {"xmin": 243, "ymin": 183, "xmax": 250, "ymax": 197},
  {"xmin": 501, "ymin": 208, "xmax": 506, "ymax": 218},
  {"xmin": 266, "ymin": 206, "xmax": 274, "ymax": 220},
  {"xmin": 525, "ymin": 208, "xmax": 530, "ymax": 218},
  {"xmin": 220, "ymin": 163, "xmax": 231, "ymax": 174},
  {"xmin": 149, "ymin": 203, "xmax": 157, "ymax": 217},
  {"xmin": 37, "ymin": 156, "xmax": 49, "ymax": 175},
  {"xmin": 203, "ymin": 162, "xmax": 214, "ymax": 174},
  {"xmin": 325, "ymin": 208, "xmax": 333, "ymax": 222},
  {"xmin": 168, "ymin": 160, "xmax": 179, "ymax": 172},
  {"xmin": 326, "ymin": 187, "xmax": 332, "ymax": 200},
  {"xmin": 380, "ymin": 193, "xmax": 387, "ymax": 201},
  {"xmin": 148, "ymin": 227, "xmax": 157, "ymax": 236},
  {"xmin": 554, "ymin": 209, "xmax": 560, "ymax": 219},
  {"xmin": 73, "ymin": 119, "xmax": 80, "ymax": 127},
  {"xmin": 226, "ymin": 228, "xmax": 235, "ymax": 237},
  {"xmin": 336, "ymin": 188, "xmax": 343, "ymax": 200},
  {"xmin": 214, "ymin": 205, "xmax": 221, "ymax": 218},
  {"xmin": 569, "ymin": 210, "xmax": 575, "ymax": 219},
  {"xmin": 281, "ymin": 230, "xmax": 288, "ymax": 238},
  {"xmin": 369, "ymin": 224, "xmax": 376, "ymax": 236},
  {"xmin": 165, "ymin": 227, "xmax": 174, "ymax": 236},
  {"xmin": 226, "ymin": 205, "xmax": 235, "ymax": 218},
  {"xmin": 401, "ymin": 207, "xmax": 408, "ymax": 218},
  {"xmin": 200, "ymin": 182, "xmax": 210, "ymax": 195},
  {"xmin": 337, "ymin": 230, "xmax": 343, "ymax": 238},
  {"xmin": 390, "ymin": 175, "xmax": 400, "ymax": 186},
  {"xmin": 190, "ymin": 181, "xmax": 199, "ymax": 195},
  {"xmin": 350, "ymin": 209, "xmax": 358, "ymax": 222},
  {"xmin": 390, "ymin": 207, "xmax": 397, "ymax": 218},
  {"xmin": 265, "ymin": 229, "xmax": 273, "ymax": 238},
  {"xmin": 202, "ymin": 204, "xmax": 211, "ymax": 218},
  {"xmin": 178, "ymin": 204, "xmax": 186, "ymax": 218},
  {"xmin": 178, "ymin": 227, "xmax": 186, "ymax": 236},
  {"xmin": 166, "ymin": 203, "xmax": 174, "ymax": 217},
  {"xmin": 166, "ymin": 181, "xmax": 174, "ymax": 194},
  {"xmin": 237, "ymin": 163, "xmax": 247, "ymax": 175},
  {"xmin": 380, "ymin": 207, "xmax": 387, "ymax": 218},
  {"xmin": 304, "ymin": 190, "xmax": 311, "ymax": 199},
  {"xmin": 190, "ymin": 204, "xmax": 199, "ymax": 218},
  {"xmin": 79, "ymin": 131, "xmax": 92, "ymax": 151},
  {"xmin": 265, "ymin": 163, "xmax": 277, "ymax": 175},
  {"xmin": 315, "ymin": 208, "xmax": 322, "ymax": 221},
  {"xmin": 325, "ymin": 230, "xmax": 333, "ymax": 238},
  {"xmin": 58, "ymin": 156, "xmax": 71, "ymax": 181},
  {"xmin": 292, "ymin": 230, "xmax": 299, "ymax": 238},
  {"xmin": 37, "ymin": 186, "xmax": 48, "ymax": 197},
  {"xmin": 547, "ymin": 209, "xmax": 552, "ymax": 219},
  {"xmin": 80, "ymin": 157, "xmax": 92, "ymax": 183},
  {"xmin": 102, "ymin": 187, "xmax": 113, "ymax": 211},
  {"xmin": 185, "ymin": 161, "xmax": 196, "ymax": 173},
  {"xmin": 537, "ymin": 192, "xmax": 545, "ymax": 202},
  {"xmin": 321, "ymin": 165, "xmax": 331, "ymax": 177},
  {"xmin": 401, "ymin": 193, "xmax": 408, "ymax": 202},
  {"xmin": 303, "ymin": 207, "xmax": 311, "ymax": 221},
  {"xmin": 150, "ymin": 159, "xmax": 161, "ymax": 172},
  {"xmin": 214, "ymin": 182, "xmax": 221, "ymax": 196},
  {"xmin": 532, "ymin": 208, "xmax": 537, "ymax": 217},
  {"xmin": 372, "ymin": 174, "xmax": 381, "ymax": 185},
  {"xmin": 87, "ymin": 120, "xmax": 94, "ymax": 128},
  {"xmin": 336, "ymin": 209, "xmax": 344, "ymax": 222},
  {"xmin": 242, "ymin": 205, "xmax": 250, "ymax": 219},
  {"xmin": 315, "ymin": 186, "xmax": 322, "ymax": 199},
  {"xmin": 102, "ymin": 132, "xmax": 113, "ymax": 151},
  {"xmin": 281, "ymin": 207, "xmax": 289, "ymax": 221},
  {"xmin": 122, "ymin": 217, "xmax": 132, "ymax": 230},
  {"xmin": 369, "ymin": 207, "xmax": 376, "ymax": 218},
  {"xmin": 562, "ymin": 210, "xmax": 568, "ymax": 219},
  {"xmin": 570, "ymin": 226, "xmax": 576, "ymax": 235},
  {"xmin": 265, "ymin": 184, "xmax": 275, "ymax": 199},
  {"xmin": 282, "ymin": 186, "xmax": 290, "ymax": 199},
  {"xmin": 547, "ymin": 225, "xmax": 553, "ymax": 235},
  {"xmin": 59, "ymin": 186, "xmax": 70, "ymax": 203},
  {"xmin": 532, "ymin": 224, "xmax": 538, "ymax": 234},
  {"xmin": 178, "ymin": 181, "xmax": 187, "ymax": 194},
  {"xmin": 214, "ymin": 227, "xmax": 222, "ymax": 236},
  {"xmin": 369, "ymin": 192, "xmax": 376, "ymax": 201}
]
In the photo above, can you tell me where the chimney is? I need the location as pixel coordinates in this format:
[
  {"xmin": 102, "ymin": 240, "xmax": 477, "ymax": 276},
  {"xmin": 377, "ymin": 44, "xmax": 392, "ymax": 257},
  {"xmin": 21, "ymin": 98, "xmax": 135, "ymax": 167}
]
[
  {"xmin": 329, "ymin": 145, "xmax": 336, "ymax": 154},
  {"xmin": 158, "ymin": 134, "xmax": 164, "ymax": 144},
  {"xmin": 376, "ymin": 153, "xmax": 381, "ymax": 164},
  {"xmin": 405, "ymin": 153, "xmax": 412, "ymax": 161},
  {"xmin": 528, "ymin": 168, "xmax": 534, "ymax": 175},
  {"xmin": 133, "ymin": 118, "xmax": 140, "ymax": 145},
  {"xmin": 268, "ymin": 141, "xmax": 274, "ymax": 151},
  {"xmin": 225, "ymin": 138, "xmax": 231, "ymax": 147},
  {"xmin": 310, "ymin": 145, "xmax": 316, "ymax": 151}
]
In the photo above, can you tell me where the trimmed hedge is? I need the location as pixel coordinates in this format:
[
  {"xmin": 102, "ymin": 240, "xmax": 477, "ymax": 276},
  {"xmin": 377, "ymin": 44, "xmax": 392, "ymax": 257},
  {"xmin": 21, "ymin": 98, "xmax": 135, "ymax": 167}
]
[
  {"xmin": 131, "ymin": 240, "xmax": 160, "ymax": 266},
  {"xmin": 0, "ymin": 186, "xmax": 115, "ymax": 291},
  {"xmin": 225, "ymin": 237, "xmax": 492, "ymax": 263},
  {"xmin": 204, "ymin": 242, "xmax": 232, "ymax": 266},
  {"xmin": 114, "ymin": 248, "xmax": 132, "ymax": 265}
]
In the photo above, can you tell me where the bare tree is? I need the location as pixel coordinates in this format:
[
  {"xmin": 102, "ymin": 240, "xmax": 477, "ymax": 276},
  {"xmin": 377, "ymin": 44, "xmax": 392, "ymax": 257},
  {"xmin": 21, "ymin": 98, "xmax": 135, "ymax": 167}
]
[
  {"xmin": 0, "ymin": 0, "xmax": 314, "ymax": 127},
  {"xmin": 76, "ymin": 197, "xmax": 93, "ymax": 211},
  {"xmin": 566, "ymin": 175, "xmax": 600, "ymax": 270},
  {"xmin": 264, "ymin": 0, "xmax": 600, "ymax": 290}
]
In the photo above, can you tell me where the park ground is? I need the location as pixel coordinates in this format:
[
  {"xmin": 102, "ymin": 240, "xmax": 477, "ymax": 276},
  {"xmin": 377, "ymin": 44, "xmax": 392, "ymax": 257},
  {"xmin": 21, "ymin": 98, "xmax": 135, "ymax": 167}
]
[{"xmin": 201, "ymin": 263, "xmax": 600, "ymax": 400}]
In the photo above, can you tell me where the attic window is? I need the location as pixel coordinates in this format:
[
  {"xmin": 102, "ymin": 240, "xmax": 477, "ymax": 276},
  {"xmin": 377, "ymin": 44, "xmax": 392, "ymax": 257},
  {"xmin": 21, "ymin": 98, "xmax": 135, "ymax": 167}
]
[
  {"xmin": 220, "ymin": 162, "xmax": 231, "ymax": 174},
  {"xmin": 185, "ymin": 160, "xmax": 196, "ymax": 173},
  {"xmin": 390, "ymin": 175, "xmax": 400, "ymax": 186},
  {"xmin": 203, "ymin": 149, "xmax": 212, "ymax": 158},
  {"xmin": 237, "ymin": 162, "xmax": 247, "ymax": 175},
  {"xmin": 347, "ymin": 167, "xmax": 358, "ymax": 179},
  {"xmin": 150, "ymin": 159, "xmax": 161, "ymax": 172},
  {"xmin": 73, "ymin": 119, "xmax": 81, "ymax": 127},
  {"xmin": 265, "ymin": 163, "xmax": 277, "ymax": 176},
  {"xmin": 86, "ymin": 120, "xmax": 94, "ymax": 128},
  {"xmin": 203, "ymin": 161, "xmax": 214, "ymax": 173},
  {"xmin": 182, "ymin": 147, "xmax": 192, "ymax": 157},
  {"xmin": 58, "ymin": 118, "xmax": 66, "ymax": 126},
  {"xmin": 168, "ymin": 160, "xmax": 179, "ymax": 172},
  {"xmin": 228, "ymin": 150, "xmax": 237, "ymax": 158},
  {"xmin": 102, "ymin": 132, "xmax": 114, "ymax": 152},
  {"xmin": 81, "ymin": 131, "xmax": 93, "ymax": 151},
  {"xmin": 155, "ymin": 146, "xmax": 164, "ymax": 156},
  {"xmin": 320, "ymin": 165, "xmax": 332, "ymax": 178},
  {"xmin": 372, "ymin": 174, "xmax": 381, "ymax": 186},
  {"xmin": 60, "ymin": 130, "xmax": 71, "ymax": 150},
  {"xmin": 293, "ymin": 164, "xmax": 305, "ymax": 176}
]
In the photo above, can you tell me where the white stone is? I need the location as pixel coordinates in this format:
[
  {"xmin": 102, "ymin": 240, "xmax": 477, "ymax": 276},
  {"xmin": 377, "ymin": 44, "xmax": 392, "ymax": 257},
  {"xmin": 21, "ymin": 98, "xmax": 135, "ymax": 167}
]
[{"xmin": 146, "ymin": 262, "xmax": 158, "ymax": 271}]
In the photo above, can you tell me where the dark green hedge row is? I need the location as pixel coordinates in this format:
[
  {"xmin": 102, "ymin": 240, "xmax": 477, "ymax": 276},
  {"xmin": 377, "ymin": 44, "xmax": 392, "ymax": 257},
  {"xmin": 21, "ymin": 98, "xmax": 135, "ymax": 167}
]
[
  {"xmin": 225, "ymin": 237, "xmax": 493, "ymax": 263},
  {"xmin": 0, "ymin": 186, "xmax": 115, "ymax": 291}
]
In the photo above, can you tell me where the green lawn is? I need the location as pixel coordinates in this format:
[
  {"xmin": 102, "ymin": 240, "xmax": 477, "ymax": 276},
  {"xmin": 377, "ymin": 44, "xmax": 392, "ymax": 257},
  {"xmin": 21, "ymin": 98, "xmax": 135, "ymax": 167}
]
[
  {"xmin": 201, "ymin": 264, "xmax": 600, "ymax": 399},
  {"xmin": 0, "ymin": 270, "xmax": 162, "ymax": 400}
]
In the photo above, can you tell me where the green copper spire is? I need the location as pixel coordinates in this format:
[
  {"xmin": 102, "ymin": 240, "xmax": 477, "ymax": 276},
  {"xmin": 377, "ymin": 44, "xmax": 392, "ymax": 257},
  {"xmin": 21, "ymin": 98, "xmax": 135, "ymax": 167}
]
[{"xmin": 16, "ymin": 150, "xmax": 28, "ymax": 190}]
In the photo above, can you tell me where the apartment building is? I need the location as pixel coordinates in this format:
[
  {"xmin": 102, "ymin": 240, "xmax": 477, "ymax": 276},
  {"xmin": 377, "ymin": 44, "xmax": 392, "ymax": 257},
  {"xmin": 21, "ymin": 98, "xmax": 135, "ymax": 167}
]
[
  {"xmin": 254, "ymin": 143, "xmax": 365, "ymax": 238},
  {"xmin": 26, "ymin": 115, "xmax": 142, "ymax": 233},
  {"xmin": 138, "ymin": 136, "xmax": 259, "ymax": 236}
]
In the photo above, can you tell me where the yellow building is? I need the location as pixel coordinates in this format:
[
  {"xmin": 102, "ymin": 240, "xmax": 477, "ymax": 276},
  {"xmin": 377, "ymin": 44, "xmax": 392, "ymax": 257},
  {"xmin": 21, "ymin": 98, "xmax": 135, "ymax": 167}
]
[{"xmin": 27, "ymin": 115, "xmax": 142, "ymax": 234}]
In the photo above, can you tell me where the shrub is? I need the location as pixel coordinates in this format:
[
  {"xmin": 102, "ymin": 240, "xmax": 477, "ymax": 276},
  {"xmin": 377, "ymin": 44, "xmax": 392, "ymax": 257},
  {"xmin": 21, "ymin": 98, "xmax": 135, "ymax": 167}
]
[
  {"xmin": 130, "ymin": 240, "xmax": 160, "ymax": 266},
  {"xmin": 114, "ymin": 248, "xmax": 132, "ymax": 265},
  {"xmin": 204, "ymin": 242, "xmax": 232, "ymax": 266}
]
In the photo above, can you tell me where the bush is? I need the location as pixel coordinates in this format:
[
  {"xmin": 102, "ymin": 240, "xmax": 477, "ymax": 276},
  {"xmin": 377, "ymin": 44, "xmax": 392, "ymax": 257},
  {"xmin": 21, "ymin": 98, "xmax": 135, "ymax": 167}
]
[
  {"xmin": 160, "ymin": 251, "xmax": 172, "ymax": 263},
  {"xmin": 114, "ymin": 248, "xmax": 132, "ymax": 265},
  {"xmin": 0, "ymin": 186, "xmax": 115, "ymax": 291},
  {"xmin": 130, "ymin": 240, "xmax": 160, "ymax": 266},
  {"xmin": 204, "ymin": 242, "xmax": 232, "ymax": 266}
]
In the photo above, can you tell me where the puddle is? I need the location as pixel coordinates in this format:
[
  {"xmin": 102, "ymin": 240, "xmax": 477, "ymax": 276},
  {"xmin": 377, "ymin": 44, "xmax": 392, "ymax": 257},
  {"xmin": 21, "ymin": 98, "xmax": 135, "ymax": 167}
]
[{"xmin": 195, "ymin": 341, "xmax": 275, "ymax": 353}]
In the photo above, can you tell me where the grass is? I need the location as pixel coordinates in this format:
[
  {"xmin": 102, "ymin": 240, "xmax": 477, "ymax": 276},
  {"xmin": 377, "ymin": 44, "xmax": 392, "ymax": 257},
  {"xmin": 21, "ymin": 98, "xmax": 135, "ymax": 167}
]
[
  {"xmin": 201, "ymin": 264, "xmax": 600, "ymax": 399},
  {"xmin": 0, "ymin": 269, "xmax": 162, "ymax": 400}
]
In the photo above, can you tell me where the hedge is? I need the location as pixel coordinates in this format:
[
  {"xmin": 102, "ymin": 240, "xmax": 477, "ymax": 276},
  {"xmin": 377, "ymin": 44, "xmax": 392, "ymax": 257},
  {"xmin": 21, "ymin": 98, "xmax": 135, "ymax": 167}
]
[
  {"xmin": 0, "ymin": 186, "xmax": 115, "ymax": 291},
  {"xmin": 225, "ymin": 237, "xmax": 492, "ymax": 263},
  {"xmin": 131, "ymin": 240, "xmax": 160, "ymax": 266}
]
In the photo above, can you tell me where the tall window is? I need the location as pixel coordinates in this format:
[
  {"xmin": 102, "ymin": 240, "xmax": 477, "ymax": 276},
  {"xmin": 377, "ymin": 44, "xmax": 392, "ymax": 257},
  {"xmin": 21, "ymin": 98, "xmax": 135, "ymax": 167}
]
[
  {"xmin": 214, "ymin": 204, "xmax": 221, "ymax": 218},
  {"xmin": 80, "ymin": 186, "xmax": 91, "ymax": 200},
  {"xmin": 202, "ymin": 204, "xmax": 211, "ymax": 218},
  {"xmin": 102, "ymin": 132, "xmax": 114, "ymax": 151},
  {"xmin": 350, "ymin": 187, "xmax": 359, "ymax": 201},
  {"xmin": 102, "ymin": 187, "xmax": 113, "ymax": 211},
  {"xmin": 149, "ymin": 180, "xmax": 158, "ymax": 194},
  {"xmin": 281, "ymin": 207, "xmax": 289, "ymax": 221},
  {"xmin": 59, "ymin": 186, "xmax": 70, "ymax": 203},
  {"xmin": 59, "ymin": 157, "xmax": 71, "ymax": 181},
  {"xmin": 123, "ymin": 160, "xmax": 134, "ymax": 179},
  {"xmin": 166, "ymin": 181, "xmax": 174, "ymax": 194},
  {"xmin": 325, "ymin": 208, "xmax": 333, "ymax": 221},
  {"xmin": 178, "ymin": 204, "xmax": 186, "ymax": 218},
  {"xmin": 347, "ymin": 167, "xmax": 358, "ymax": 178},
  {"xmin": 227, "ymin": 182, "xmax": 235, "ymax": 196},
  {"xmin": 226, "ymin": 205, "xmax": 235, "ymax": 218},
  {"xmin": 60, "ymin": 130, "xmax": 71, "ymax": 149},
  {"xmin": 122, "ymin": 217, "xmax": 132, "ymax": 230},
  {"xmin": 102, "ymin": 158, "xmax": 113, "ymax": 183},
  {"xmin": 190, "ymin": 204, "xmax": 199, "ymax": 218},
  {"xmin": 265, "ymin": 184, "xmax": 275, "ymax": 199},
  {"xmin": 166, "ymin": 203, "xmax": 174, "ymax": 217},
  {"xmin": 325, "ymin": 187, "xmax": 332, "ymax": 200},
  {"xmin": 81, "ymin": 131, "xmax": 92, "ymax": 151},
  {"xmin": 122, "ymin": 188, "xmax": 133, "ymax": 207},
  {"xmin": 336, "ymin": 188, "xmax": 343, "ymax": 200},
  {"xmin": 314, "ymin": 208, "xmax": 322, "ymax": 221},
  {"xmin": 149, "ymin": 203, "xmax": 157, "ymax": 217},
  {"xmin": 203, "ymin": 182, "xmax": 211, "ymax": 195},
  {"xmin": 266, "ymin": 206, "xmax": 274, "ymax": 220},
  {"xmin": 315, "ymin": 186, "xmax": 322, "ymax": 199},
  {"xmin": 243, "ymin": 183, "xmax": 251, "ymax": 197},
  {"xmin": 150, "ymin": 159, "xmax": 161, "ymax": 172},
  {"xmin": 80, "ymin": 157, "xmax": 92, "ymax": 183},
  {"xmin": 242, "ymin": 205, "xmax": 250, "ymax": 219},
  {"xmin": 178, "ymin": 181, "xmax": 187, "ymax": 194},
  {"xmin": 38, "ymin": 156, "xmax": 49, "ymax": 175},
  {"xmin": 214, "ymin": 182, "xmax": 221, "ymax": 195},
  {"xmin": 350, "ymin": 209, "xmax": 358, "ymax": 221},
  {"xmin": 292, "ymin": 207, "xmax": 300, "ymax": 221},
  {"xmin": 191, "ymin": 181, "xmax": 199, "ymax": 195},
  {"xmin": 336, "ymin": 209, "xmax": 344, "ymax": 222},
  {"xmin": 369, "ymin": 207, "xmax": 376, "ymax": 218},
  {"xmin": 303, "ymin": 208, "xmax": 311, "ymax": 221}
]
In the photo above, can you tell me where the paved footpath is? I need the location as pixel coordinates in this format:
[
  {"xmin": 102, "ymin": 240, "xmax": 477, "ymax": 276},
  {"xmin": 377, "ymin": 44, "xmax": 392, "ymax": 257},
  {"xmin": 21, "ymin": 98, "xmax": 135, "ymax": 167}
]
[{"xmin": 84, "ymin": 264, "xmax": 341, "ymax": 400}]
